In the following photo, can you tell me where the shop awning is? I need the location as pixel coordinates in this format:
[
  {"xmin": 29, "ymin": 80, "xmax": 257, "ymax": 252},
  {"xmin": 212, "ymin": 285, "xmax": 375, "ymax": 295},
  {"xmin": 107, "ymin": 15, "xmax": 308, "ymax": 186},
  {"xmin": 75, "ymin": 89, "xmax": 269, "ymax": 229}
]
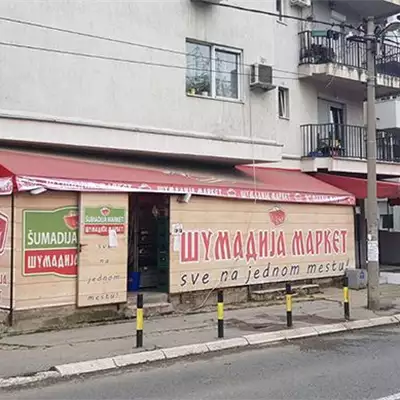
[
  {"xmin": 0, "ymin": 149, "xmax": 355, "ymax": 205},
  {"xmin": 238, "ymin": 166, "xmax": 354, "ymax": 202},
  {"xmin": 315, "ymin": 173, "xmax": 400, "ymax": 199}
]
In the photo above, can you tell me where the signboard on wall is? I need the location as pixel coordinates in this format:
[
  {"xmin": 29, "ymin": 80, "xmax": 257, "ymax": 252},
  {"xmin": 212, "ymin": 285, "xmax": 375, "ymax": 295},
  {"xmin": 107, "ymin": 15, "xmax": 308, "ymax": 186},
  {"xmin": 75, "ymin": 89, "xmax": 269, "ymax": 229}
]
[
  {"xmin": 83, "ymin": 206, "xmax": 126, "ymax": 236},
  {"xmin": 22, "ymin": 207, "xmax": 78, "ymax": 276},
  {"xmin": 169, "ymin": 198, "xmax": 355, "ymax": 293},
  {"xmin": 0, "ymin": 212, "xmax": 9, "ymax": 256},
  {"xmin": 0, "ymin": 198, "xmax": 11, "ymax": 309},
  {"xmin": 77, "ymin": 193, "xmax": 128, "ymax": 307}
]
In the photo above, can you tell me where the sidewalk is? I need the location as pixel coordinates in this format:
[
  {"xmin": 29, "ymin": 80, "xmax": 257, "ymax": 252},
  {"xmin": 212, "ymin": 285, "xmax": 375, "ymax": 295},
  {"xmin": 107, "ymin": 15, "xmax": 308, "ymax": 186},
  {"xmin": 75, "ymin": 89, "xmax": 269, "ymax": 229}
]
[{"xmin": 0, "ymin": 286, "xmax": 399, "ymax": 379}]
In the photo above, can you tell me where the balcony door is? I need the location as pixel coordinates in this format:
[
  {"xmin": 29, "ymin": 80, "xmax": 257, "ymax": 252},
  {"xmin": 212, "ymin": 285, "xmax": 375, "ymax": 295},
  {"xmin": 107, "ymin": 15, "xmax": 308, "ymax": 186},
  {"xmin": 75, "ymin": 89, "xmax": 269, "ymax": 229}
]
[
  {"xmin": 330, "ymin": 11, "xmax": 346, "ymax": 65},
  {"xmin": 318, "ymin": 99, "xmax": 346, "ymax": 154}
]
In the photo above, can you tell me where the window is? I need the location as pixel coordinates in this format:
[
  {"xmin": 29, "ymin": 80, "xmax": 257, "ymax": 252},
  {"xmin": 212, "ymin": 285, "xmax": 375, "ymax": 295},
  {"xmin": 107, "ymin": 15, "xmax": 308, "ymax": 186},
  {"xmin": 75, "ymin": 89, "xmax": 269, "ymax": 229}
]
[
  {"xmin": 278, "ymin": 87, "xmax": 289, "ymax": 119},
  {"xmin": 186, "ymin": 41, "xmax": 241, "ymax": 100}
]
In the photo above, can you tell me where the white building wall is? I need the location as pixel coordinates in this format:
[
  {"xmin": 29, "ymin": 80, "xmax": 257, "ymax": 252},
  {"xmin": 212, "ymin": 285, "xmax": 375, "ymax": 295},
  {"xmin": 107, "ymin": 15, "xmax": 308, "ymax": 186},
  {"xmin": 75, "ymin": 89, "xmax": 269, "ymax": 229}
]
[{"xmin": 0, "ymin": 0, "xmax": 369, "ymax": 164}]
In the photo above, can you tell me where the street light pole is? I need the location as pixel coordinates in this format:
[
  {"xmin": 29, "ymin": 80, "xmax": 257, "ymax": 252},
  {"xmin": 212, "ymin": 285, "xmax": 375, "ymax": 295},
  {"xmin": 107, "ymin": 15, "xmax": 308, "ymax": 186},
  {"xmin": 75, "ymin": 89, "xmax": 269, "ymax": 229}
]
[{"xmin": 366, "ymin": 16, "xmax": 380, "ymax": 310}]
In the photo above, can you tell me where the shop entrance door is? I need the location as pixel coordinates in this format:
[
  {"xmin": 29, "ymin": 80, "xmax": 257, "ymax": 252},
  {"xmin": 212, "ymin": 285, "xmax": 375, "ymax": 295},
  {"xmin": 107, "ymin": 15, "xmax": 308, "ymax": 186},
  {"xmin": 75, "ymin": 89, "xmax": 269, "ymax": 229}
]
[
  {"xmin": 77, "ymin": 193, "xmax": 129, "ymax": 307},
  {"xmin": 128, "ymin": 194, "xmax": 169, "ymax": 292}
]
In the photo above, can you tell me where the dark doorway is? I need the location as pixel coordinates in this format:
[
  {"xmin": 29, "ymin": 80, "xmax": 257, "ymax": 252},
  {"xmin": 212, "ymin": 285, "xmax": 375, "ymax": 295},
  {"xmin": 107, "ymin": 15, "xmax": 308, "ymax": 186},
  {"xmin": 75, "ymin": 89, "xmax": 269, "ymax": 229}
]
[{"xmin": 128, "ymin": 194, "xmax": 169, "ymax": 292}]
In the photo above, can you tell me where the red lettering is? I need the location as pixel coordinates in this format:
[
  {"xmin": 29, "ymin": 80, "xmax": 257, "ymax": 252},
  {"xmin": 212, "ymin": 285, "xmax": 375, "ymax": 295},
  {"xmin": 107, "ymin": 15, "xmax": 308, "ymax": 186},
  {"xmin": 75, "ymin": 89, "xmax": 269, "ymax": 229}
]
[
  {"xmin": 315, "ymin": 230, "xmax": 323, "ymax": 254},
  {"xmin": 246, "ymin": 231, "xmax": 257, "ymax": 262},
  {"xmin": 340, "ymin": 230, "xmax": 348, "ymax": 253},
  {"xmin": 233, "ymin": 231, "xmax": 244, "ymax": 259},
  {"xmin": 332, "ymin": 230, "xmax": 340, "ymax": 253},
  {"xmin": 259, "ymin": 231, "xmax": 269, "ymax": 259},
  {"xmin": 277, "ymin": 231, "xmax": 286, "ymax": 257},
  {"xmin": 324, "ymin": 230, "xmax": 332, "ymax": 254},
  {"xmin": 201, "ymin": 230, "xmax": 213, "ymax": 261},
  {"xmin": 269, "ymin": 231, "xmax": 276, "ymax": 257},
  {"xmin": 291, "ymin": 230, "xmax": 305, "ymax": 256},
  {"xmin": 180, "ymin": 231, "xmax": 199, "ymax": 263},
  {"xmin": 306, "ymin": 231, "xmax": 314, "ymax": 255},
  {"xmin": 215, "ymin": 231, "xmax": 231, "ymax": 261}
]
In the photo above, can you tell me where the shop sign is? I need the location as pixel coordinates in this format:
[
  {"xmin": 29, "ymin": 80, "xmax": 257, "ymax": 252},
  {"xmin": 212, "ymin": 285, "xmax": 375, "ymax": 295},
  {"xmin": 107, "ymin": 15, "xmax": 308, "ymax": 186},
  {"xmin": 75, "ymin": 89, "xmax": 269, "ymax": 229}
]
[
  {"xmin": 23, "ymin": 207, "xmax": 79, "ymax": 276},
  {"xmin": 15, "ymin": 176, "xmax": 355, "ymax": 206},
  {"xmin": 0, "ymin": 212, "xmax": 9, "ymax": 256},
  {"xmin": 171, "ymin": 205, "xmax": 355, "ymax": 292},
  {"xmin": 83, "ymin": 206, "xmax": 126, "ymax": 236},
  {"xmin": 0, "ymin": 178, "xmax": 13, "ymax": 195}
]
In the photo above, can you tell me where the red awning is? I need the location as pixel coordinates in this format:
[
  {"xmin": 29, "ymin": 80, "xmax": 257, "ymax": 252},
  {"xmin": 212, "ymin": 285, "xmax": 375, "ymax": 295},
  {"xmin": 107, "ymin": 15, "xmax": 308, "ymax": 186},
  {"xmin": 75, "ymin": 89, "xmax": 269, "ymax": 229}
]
[
  {"xmin": 315, "ymin": 173, "xmax": 400, "ymax": 199},
  {"xmin": 238, "ymin": 166, "xmax": 353, "ymax": 199},
  {"xmin": 0, "ymin": 150, "xmax": 355, "ymax": 205}
]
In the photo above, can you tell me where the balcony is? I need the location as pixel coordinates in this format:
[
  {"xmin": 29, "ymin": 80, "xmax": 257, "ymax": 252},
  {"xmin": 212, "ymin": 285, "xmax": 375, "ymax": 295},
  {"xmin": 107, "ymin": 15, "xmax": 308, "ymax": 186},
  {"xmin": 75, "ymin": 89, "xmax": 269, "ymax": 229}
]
[
  {"xmin": 301, "ymin": 123, "xmax": 400, "ymax": 177},
  {"xmin": 298, "ymin": 31, "xmax": 400, "ymax": 97}
]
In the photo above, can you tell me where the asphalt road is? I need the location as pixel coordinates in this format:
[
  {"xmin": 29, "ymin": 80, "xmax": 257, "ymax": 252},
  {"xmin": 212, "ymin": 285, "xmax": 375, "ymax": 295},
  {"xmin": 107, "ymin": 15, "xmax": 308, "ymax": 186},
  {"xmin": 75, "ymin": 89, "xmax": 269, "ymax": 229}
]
[{"xmin": 4, "ymin": 326, "xmax": 400, "ymax": 400}]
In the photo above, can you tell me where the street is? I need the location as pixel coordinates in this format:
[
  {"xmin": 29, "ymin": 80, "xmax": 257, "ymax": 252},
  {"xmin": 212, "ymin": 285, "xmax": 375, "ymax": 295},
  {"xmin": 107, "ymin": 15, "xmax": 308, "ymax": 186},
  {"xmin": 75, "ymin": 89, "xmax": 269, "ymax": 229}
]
[{"xmin": 3, "ymin": 326, "xmax": 400, "ymax": 400}]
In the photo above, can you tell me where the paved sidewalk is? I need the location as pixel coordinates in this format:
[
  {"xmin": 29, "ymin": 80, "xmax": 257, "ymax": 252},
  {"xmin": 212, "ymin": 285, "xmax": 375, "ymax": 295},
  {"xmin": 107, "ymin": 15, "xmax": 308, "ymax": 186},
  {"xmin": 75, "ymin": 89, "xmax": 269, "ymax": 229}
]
[{"xmin": 0, "ymin": 286, "xmax": 399, "ymax": 379}]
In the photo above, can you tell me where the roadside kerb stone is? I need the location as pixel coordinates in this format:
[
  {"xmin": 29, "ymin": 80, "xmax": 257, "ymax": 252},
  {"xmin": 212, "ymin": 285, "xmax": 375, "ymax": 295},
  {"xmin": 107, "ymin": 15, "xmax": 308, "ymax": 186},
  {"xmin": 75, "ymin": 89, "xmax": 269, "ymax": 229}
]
[
  {"xmin": 205, "ymin": 337, "xmax": 248, "ymax": 352},
  {"xmin": 0, "ymin": 371, "xmax": 59, "ymax": 388},
  {"xmin": 53, "ymin": 357, "xmax": 116, "ymax": 377},
  {"xmin": 284, "ymin": 326, "xmax": 319, "ymax": 340},
  {"xmin": 344, "ymin": 319, "xmax": 374, "ymax": 330},
  {"xmin": 368, "ymin": 316, "xmax": 399, "ymax": 327},
  {"xmin": 313, "ymin": 323, "xmax": 347, "ymax": 335},
  {"xmin": 113, "ymin": 350, "xmax": 165, "ymax": 368},
  {"xmin": 393, "ymin": 314, "xmax": 400, "ymax": 323},
  {"xmin": 243, "ymin": 331, "xmax": 286, "ymax": 345},
  {"xmin": 162, "ymin": 343, "xmax": 209, "ymax": 359}
]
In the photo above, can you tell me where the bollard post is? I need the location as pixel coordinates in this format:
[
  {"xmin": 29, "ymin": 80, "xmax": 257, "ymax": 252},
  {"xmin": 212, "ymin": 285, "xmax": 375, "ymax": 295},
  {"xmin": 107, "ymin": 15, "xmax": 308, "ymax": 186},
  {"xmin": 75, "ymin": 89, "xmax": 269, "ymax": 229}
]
[
  {"xmin": 136, "ymin": 293, "xmax": 143, "ymax": 348},
  {"xmin": 343, "ymin": 276, "xmax": 350, "ymax": 320},
  {"xmin": 286, "ymin": 283, "xmax": 293, "ymax": 328},
  {"xmin": 217, "ymin": 290, "xmax": 224, "ymax": 338}
]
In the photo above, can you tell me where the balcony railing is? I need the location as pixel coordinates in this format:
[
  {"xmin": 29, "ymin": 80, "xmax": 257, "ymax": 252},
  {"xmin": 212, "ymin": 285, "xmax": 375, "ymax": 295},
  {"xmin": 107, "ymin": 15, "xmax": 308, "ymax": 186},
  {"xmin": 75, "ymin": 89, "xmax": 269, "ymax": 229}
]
[
  {"xmin": 299, "ymin": 31, "xmax": 400, "ymax": 78},
  {"xmin": 302, "ymin": 123, "xmax": 400, "ymax": 163},
  {"xmin": 299, "ymin": 31, "xmax": 366, "ymax": 69},
  {"xmin": 377, "ymin": 42, "xmax": 400, "ymax": 78}
]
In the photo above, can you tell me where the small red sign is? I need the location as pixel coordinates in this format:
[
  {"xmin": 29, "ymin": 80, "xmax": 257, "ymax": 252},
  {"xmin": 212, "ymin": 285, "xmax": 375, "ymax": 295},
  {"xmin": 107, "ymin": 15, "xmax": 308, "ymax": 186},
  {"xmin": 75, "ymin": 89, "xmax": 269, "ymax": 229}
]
[
  {"xmin": 269, "ymin": 206, "xmax": 286, "ymax": 226},
  {"xmin": 0, "ymin": 212, "xmax": 9, "ymax": 256}
]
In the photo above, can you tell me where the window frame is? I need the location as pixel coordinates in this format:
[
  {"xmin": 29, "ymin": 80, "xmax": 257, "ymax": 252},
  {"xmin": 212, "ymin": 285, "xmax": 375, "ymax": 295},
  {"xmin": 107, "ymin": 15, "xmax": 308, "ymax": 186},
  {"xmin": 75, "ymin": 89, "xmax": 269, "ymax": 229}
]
[
  {"xmin": 278, "ymin": 87, "xmax": 290, "ymax": 119},
  {"xmin": 186, "ymin": 40, "xmax": 242, "ymax": 102}
]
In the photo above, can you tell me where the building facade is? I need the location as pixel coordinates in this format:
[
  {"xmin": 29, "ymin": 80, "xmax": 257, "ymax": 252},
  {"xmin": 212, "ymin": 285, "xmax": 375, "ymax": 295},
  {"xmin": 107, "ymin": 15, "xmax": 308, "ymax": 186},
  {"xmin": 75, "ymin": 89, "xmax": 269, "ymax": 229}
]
[
  {"xmin": 0, "ymin": 0, "xmax": 400, "ymax": 328},
  {"xmin": 0, "ymin": 1, "xmax": 399, "ymax": 170}
]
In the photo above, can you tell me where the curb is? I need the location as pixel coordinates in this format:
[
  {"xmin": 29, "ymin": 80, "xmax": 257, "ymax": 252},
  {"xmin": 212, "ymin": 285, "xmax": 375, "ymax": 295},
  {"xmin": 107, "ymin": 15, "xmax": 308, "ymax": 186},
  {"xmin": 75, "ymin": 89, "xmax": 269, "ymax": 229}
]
[{"xmin": 1, "ymin": 314, "xmax": 399, "ymax": 389}]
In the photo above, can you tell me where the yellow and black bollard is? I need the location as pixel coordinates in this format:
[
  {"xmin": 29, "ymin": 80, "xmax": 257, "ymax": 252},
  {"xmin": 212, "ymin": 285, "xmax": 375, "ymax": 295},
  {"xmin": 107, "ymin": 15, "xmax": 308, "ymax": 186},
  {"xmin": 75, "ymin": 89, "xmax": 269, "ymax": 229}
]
[
  {"xmin": 343, "ymin": 276, "xmax": 350, "ymax": 320},
  {"xmin": 217, "ymin": 290, "xmax": 224, "ymax": 338},
  {"xmin": 286, "ymin": 283, "xmax": 293, "ymax": 328},
  {"xmin": 136, "ymin": 293, "xmax": 144, "ymax": 348}
]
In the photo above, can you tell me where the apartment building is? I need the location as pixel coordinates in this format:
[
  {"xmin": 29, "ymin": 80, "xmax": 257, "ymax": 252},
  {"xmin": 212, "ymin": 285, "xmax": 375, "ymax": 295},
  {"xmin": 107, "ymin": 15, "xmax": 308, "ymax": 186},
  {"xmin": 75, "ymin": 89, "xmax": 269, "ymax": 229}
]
[
  {"xmin": 0, "ymin": 0, "xmax": 397, "ymax": 168},
  {"xmin": 0, "ymin": 0, "xmax": 399, "ymax": 325}
]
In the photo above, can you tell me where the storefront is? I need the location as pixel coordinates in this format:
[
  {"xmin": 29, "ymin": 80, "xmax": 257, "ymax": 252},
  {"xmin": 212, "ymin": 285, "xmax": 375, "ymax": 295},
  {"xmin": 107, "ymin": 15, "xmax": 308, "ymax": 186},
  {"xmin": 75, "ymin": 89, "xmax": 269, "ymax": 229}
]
[{"xmin": 0, "ymin": 149, "xmax": 356, "ymax": 327}]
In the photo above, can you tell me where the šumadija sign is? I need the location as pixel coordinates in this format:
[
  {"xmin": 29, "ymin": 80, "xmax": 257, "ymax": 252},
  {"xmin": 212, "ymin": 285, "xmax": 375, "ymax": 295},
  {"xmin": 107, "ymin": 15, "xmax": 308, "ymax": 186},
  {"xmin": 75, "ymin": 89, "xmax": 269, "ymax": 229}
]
[
  {"xmin": 170, "ymin": 203, "xmax": 355, "ymax": 293},
  {"xmin": 178, "ymin": 228, "xmax": 348, "ymax": 263},
  {"xmin": 23, "ymin": 207, "xmax": 78, "ymax": 276}
]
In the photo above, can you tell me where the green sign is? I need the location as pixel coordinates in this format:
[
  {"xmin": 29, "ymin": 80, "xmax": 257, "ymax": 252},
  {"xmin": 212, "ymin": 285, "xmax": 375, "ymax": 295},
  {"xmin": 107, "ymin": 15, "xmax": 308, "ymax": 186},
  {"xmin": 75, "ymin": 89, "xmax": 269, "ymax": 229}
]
[
  {"xmin": 23, "ymin": 207, "xmax": 78, "ymax": 276},
  {"xmin": 83, "ymin": 206, "xmax": 126, "ymax": 236}
]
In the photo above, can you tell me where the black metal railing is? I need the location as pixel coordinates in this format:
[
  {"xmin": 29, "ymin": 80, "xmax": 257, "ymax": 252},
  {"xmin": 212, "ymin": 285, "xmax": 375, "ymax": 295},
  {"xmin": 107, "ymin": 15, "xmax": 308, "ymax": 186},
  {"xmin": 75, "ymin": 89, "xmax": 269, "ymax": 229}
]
[
  {"xmin": 302, "ymin": 123, "xmax": 400, "ymax": 163},
  {"xmin": 299, "ymin": 31, "xmax": 366, "ymax": 69},
  {"xmin": 376, "ymin": 42, "xmax": 400, "ymax": 78}
]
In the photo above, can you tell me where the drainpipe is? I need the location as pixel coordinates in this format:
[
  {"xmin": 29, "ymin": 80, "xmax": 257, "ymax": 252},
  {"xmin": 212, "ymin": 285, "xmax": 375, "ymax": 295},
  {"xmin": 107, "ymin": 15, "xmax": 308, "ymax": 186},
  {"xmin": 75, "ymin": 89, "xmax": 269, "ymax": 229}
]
[{"xmin": 8, "ymin": 191, "xmax": 14, "ymax": 326}]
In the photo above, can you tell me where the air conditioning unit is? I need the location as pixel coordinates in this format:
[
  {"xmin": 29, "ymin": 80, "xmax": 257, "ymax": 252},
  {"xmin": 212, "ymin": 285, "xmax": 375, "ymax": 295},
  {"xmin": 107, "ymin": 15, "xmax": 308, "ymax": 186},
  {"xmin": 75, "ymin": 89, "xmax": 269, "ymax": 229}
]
[
  {"xmin": 290, "ymin": 0, "xmax": 311, "ymax": 7},
  {"xmin": 250, "ymin": 64, "xmax": 276, "ymax": 91}
]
